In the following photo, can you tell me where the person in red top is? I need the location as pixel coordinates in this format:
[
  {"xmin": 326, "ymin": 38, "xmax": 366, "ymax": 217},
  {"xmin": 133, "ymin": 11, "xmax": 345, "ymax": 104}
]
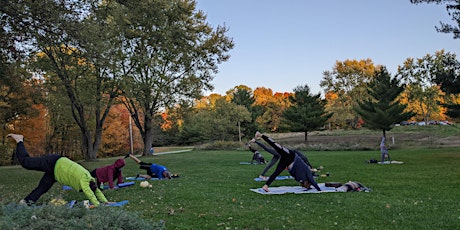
[{"xmin": 91, "ymin": 159, "xmax": 125, "ymax": 189}]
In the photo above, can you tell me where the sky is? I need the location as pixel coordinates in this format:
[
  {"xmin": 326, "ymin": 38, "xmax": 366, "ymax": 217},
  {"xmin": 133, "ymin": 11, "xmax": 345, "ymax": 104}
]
[{"xmin": 195, "ymin": 0, "xmax": 459, "ymax": 96}]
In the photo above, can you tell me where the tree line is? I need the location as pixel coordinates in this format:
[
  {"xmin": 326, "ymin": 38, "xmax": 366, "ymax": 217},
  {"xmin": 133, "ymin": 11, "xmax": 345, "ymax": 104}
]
[{"xmin": 1, "ymin": 1, "xmax": 459, "ymax": 163}]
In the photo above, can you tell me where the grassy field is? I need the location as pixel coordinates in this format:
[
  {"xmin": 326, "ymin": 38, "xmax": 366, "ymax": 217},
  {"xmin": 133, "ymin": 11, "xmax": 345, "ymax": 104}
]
[{"xmin": 1, "ymin": 145, "xmax": 460, "ymax": 229}]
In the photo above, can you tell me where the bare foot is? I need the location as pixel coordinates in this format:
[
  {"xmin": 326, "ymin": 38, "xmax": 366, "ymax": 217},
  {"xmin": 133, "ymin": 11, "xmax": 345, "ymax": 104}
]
[
  {"xmin": 7, "ymin": 134, "xmax": 24, "ymax": 143},
  {"xmin": 255, "ymin": 131, "xmax": 262, "ymax": 139},
  {"xmin": 262, "ymin": 184, "xmax": 269, "ymax": 192},
  {"xmin": 259, "ymin": 175, "xmax": 268, "ymax": 181}
]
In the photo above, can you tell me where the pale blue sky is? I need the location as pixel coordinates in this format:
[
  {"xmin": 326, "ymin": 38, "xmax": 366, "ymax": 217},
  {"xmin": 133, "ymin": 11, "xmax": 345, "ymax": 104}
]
[{"xmin": 196, "ymin": 0, "xmax": 459, "ymax": 96}]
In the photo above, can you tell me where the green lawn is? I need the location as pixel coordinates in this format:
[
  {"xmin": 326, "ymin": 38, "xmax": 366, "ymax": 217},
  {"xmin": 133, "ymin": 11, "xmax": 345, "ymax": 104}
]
[{"xmin": 1, "ymin": 147, "xmax": 460, "ymax": 229}]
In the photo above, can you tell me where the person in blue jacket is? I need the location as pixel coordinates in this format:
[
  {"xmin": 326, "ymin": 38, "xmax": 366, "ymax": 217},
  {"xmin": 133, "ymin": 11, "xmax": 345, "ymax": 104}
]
[
  {"xmin": 254, "ymin": 131, "xmax": 321, "ymax": 192},
  {"xmin": 126, "ymin": 154, "xmax": 175, "ymax": 180}
]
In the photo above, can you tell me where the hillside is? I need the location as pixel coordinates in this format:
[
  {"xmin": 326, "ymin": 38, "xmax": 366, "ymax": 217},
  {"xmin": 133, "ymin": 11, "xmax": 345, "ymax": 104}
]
[{"xmin": 268, "ymin": 125, "xmax": 460, "ymax": 150}]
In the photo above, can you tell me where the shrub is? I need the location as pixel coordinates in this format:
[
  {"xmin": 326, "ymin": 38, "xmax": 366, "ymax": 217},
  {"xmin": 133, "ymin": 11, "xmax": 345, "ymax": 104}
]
[
  {"xmin": 0, "ymin": 144, "xmax": 14, "ymax": 166},
  {"xmin": 0, "ymin": 203, "xmax": 165, "ymax": 230}
]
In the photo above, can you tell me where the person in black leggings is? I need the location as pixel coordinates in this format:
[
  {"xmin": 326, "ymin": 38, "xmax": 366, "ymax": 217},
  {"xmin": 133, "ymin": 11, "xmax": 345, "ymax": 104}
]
[
  {"xmin": 255, "ymin": 132, "xmax": 321, "ymax": 192},
  {"xmin": 250, "ymin": 138, "xmax": 317, "ymax": 180},
  {"xmin": 249, "ymin": 139, "xmax": 280, "ymax": 180}
]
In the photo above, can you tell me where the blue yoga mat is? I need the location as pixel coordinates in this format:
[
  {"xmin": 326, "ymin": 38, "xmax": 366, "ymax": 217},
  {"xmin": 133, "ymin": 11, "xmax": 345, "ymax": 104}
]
[
  {"xmin": 107, "ymin": 200, "xmax": 129, "ymax": 207},
  {"xmin": 67, "ymin": 200, "xmax": 129, "ymax": 208},
  {"xmin": 125, "ymin": 177, "xmax": 161, "ymax": 181},
  {"xmin": 63, "ymin": 181, "xmax": 135, "ymax": 191}
]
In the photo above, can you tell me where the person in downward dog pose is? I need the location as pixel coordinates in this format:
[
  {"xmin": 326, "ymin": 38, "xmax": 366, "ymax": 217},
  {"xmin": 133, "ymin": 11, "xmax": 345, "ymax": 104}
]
[
  {"xmin": 247, "ymin": 143, "xmax": 266, "ymax": 164},
  {"xmin": 7, "ymin": 134, "xmax": 110, "ymax": 207},
  {"xmin": 255, "ymin": 131, "xmax": 321, "ymax": 192},
  {"xmin": 250, "ymin": 138, "xmax": 319, "ymax": 180},
  {"xmin": 91, "ymin": 158, "xmax": 125, "ymax": 189},
  {"xmin": 249, "ymin": 138, "xmax": 280, "ymax": 180}
]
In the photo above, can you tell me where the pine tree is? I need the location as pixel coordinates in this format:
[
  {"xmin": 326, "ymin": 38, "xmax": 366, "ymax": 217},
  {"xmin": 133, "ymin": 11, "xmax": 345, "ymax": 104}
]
[
  {"xmin": 283, "ymin": 84, "xmax": 333, "ymax": 143},
  {"xmin": 354, "ymin": 67, "xmax": 415, "ymax": 137}
]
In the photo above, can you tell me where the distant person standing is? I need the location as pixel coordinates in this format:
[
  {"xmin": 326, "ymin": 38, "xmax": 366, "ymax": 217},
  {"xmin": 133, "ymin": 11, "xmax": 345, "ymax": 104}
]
[{"xmin": 380, "ymin": 137, "xmax": 391, "ymax": 163}]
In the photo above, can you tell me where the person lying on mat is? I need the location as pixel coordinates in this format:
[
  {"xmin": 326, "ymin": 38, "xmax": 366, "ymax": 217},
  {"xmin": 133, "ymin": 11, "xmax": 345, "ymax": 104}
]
[
  {"xmin": 125, "ymin": 154, "xmax": 178, "ymax": 180},
  {"xmin": 247, "ymin": 142, "xmax": 266, "ymax": 164},
  {"xmin": 254, "ymin": 131, "xmax": 321, "ymax": 192},
  {"xmin": 336, "ymin": 181, "xmax": 372, "ymax": 192},
  {"xmin": 249, "ymin": 138, "xmax": 318, "ymax": 180},
  {"xmin": 7, "ymin": 134, "xmax": 112, "ymax": 207},
  {"xmin": 90, "ymin": 158, "xmax": 125, "ymax": 189}
]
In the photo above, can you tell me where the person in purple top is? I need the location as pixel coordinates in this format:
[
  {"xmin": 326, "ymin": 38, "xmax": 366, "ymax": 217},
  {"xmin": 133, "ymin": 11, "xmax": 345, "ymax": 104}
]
[{"xmin": 255, "ymin": 131, "xmax": 321, "ymax": 192}]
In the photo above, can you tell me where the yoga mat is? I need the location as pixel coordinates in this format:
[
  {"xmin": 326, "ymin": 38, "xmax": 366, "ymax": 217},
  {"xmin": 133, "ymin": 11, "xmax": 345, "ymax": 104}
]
[
  {"xmin": 106, "ymin": 200, "xmax": 129, "ymax": 207},
  {"xmin": 250, "ymin": 183, "xmax": 340, "ymax": 194},
  {"xmin": 125, "ymin": 177, "xmax": 161, "ymax": 181},
  {"xmin": 239, "ymin": 162, "xmax": 264, "ymax": 165},
  {"xmin": 378, "ymin": 160, "xmax": 404, "ymax": 164},
  {"xmin": 254, "ymin": 175, "xmax": 293, "ymax": 181},
  {"xmin": 63, "ymin": 181, "xmax": 135, "ymax": 190},
  {"xmin": 67, "ymin": 200, "xmax": 129, "ymax": 208}
]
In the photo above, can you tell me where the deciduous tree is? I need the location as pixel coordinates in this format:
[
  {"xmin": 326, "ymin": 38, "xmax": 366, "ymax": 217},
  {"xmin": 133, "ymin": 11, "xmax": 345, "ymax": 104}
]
[
  {"xmin": 411, "ymin": 0, "xmax": 460, "ymax": 39},
  {"xmin": 116, "ymin": 0, "xmax": 234, "ymax": 155},
  {"xmin": 320, "ymin": 59, "xmax": 377, "ymax": 129},
  {"xmin": 398, "ymin": 50, "xmax": 453, "ymax": 123}
]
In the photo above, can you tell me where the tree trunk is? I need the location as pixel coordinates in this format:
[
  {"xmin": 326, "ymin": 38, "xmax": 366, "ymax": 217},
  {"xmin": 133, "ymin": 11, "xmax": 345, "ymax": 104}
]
[
  {"xmin": 142, "ymin": 114, "xmax": 154, "ymax": 156},
  {"xmin": 304, "ymin": 131, "xmax": 308, "ymax": 143}
]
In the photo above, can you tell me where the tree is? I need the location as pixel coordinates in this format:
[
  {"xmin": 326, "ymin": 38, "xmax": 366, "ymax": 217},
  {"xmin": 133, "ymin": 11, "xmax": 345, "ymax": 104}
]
[
  {"xmin": 116, "ymin": 0, "xmax": 234, "ymax": 155},
  {"xmin": 227, "ymin": 85, "xmax": 260, "ymax": 138},
  {"xmin": 179, "ymin": 95, "xmax": 251, "ymax": 144},
  {"xmin": 0, "ymin": 61, "xmax": 38, "ymax": 144},
  {"xmin": 355, "ymin": 67, "xmax": 415, "ymax": 138},
  {"xmin": 2, "ymin": 0, "xmax": 122, "ymax": 160},
  {"xmin": 411, "ymin": 0, "xmax": 460, "ymax": 39},
  {"xmin": 283, "ymin": 84, "xmax": 333, "ymax": 143},
  {"xmin": 398, "ymin": 50, "xmax": 454, "ymax": 123},
  {"xmin": 320, "ymin": 59, "xmax": 377, "ymax": 129},
  {"xmin": 253, "ymin": 87, "xmax": 291, "ymax": 132},
  {"xmin": 430, "ymin": 52, "xmax": 460, "ymax": 119}
]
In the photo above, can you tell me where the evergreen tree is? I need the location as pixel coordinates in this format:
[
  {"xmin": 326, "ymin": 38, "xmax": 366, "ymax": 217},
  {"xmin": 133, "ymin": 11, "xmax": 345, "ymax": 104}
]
[
  {"xmin": 283, "ymin": 84, "xmax": 333, "ymax": 143},
  {"xmin": 355, "ymin": 67, "xmax": 415, "ymax": 137}
]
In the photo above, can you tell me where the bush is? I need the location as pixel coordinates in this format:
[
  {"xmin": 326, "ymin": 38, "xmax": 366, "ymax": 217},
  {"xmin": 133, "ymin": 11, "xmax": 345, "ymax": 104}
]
[
  {"xmin": 0, "ymin": 203, "xmax": 165, "ymax": 230},
  {"xmin": 0, "ymin": 144, "xmax": 14, "ymax": 166}
]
